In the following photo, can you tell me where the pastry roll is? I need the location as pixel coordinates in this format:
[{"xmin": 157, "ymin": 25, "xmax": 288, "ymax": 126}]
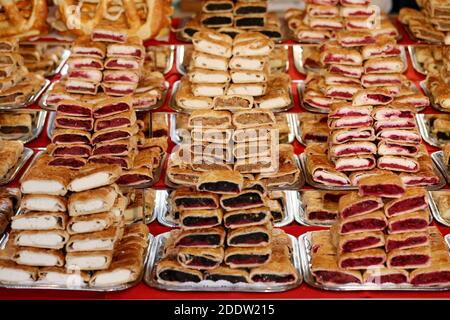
[
  {"xmin": 92, "ymin": 138, "xmax": 137, "ymax": 157},
  {"xmin": 229, "ymin": 55, "xmax": 267, "ymax": 71},
  {"xmin": 352, "ymin": 89, "xmax": 393, "ymax": 106},
  {"xmin": 68, "ymin": 185, "xmax": 118, "ymax": 216},
  {"xmin": 363, "ymin": 268, "xmax": 409, "ymax": 285},
  {"xmin": 212, "ymin": 95, "xmax": 253, "ymax": 110},
  {"xmin": 387, "ymin": 246, "xmax": 432, "ymax": 269},
  {"xmin": 192, "ymin": 30, "xmax": 233, "ymax": 58},
  {"xmin": 66, "ymin": 226, "xmax": 121, "ymax": 252},
  {"xmin": 328, "ymin": 64, "xmax": 363, "ymax": 78},
  {"xmin": 203, "ymin": 0, "xmax": 234, "ymax": 12},
  {"xmin": 0, "ymin": 260, "xmax": 38, "ymax": 284},
  {"xmin": 268, "ymin": 199, "xmax": 284, "ymax": 222},
  {"xmin": 328, "ymin": 115, "xmax": 373, "ymax": 129},
  {"xmin": 328, "ymin": 103, "xmax": 372, "ymax": 118},
  {"xmin": 232, "ymin": 109, "xmax": 275, "ymax": 128},
  {"xmin": 68, "ymin": 163, "xmax": 122, "ymax": 192},
  {"xmin": 38, "ymin": 267, "xmax": 90, "ymax": 286},
  {"xmin": 174, "ymin": 226, "xmax": 225, "ymax": 248},
  {"xmin": 384, "ymin": 188, "xmax": 428, "ymax": 218},
  {"xmin": 309, "ymin": 17, "xmax": 344, "ymax": 30},
  {"xmin": 227, "ymin": 82, "xmax": 267, "ymax": 96},
  {"xmin": 409, "ymin": 251, "xmax": 450, "ymax": 286},
  {"xmin": 388, "ymin": 210, "xmax": 430, "ymax": 234},
  {"xmin": 338, "ymin": 192, "xmax": 383, "ymax": 219},
  {"xmin": 196, "ymin": 170, "xmax": 243, "ymax": 194},
  {"xmin": 307, "ymin": 4, "xmax": 339, "ymax": 17},
  {"xmin": 337, "ymin": 30, "xmax": 376, "ymax": 46},
  {"xmin": 189, "ymin": 68, "xmax": 231, "ymax": 84},
  {"xmin": 329, "ymin": 142, "xmax": 377, "ymax": 158},
  {"xmin": 324, "ymin": 73, "xmax": 361, "ymax": 86},
  {"xmin": 330, "ymin": 127, "xmax": 375, "ymax": 144},
  {"xmin": 201, "ymin": 13, "xmax": 234, "ymax": 28},
  {"xmin": 307, "ymin": 154, "xmax": 351, "ymax": 186},
  {"xmin": 106, "ymin": 38, "xmax": 145, "ymax": 60},
  {"xmin": 338, "ymin": 211, "xmax": 387, "ymax": 234},
  {"xmin": 191, "ymin": 83, "xmax": 228, "ymax": 97},
  {"xmin": 55, "ymin": 114, "xmax": 93, "ymax": 131},
  {"xmin": 11, "ymin": 229, "xmax": 69, "ymax": 250},
  {"xmin": 255, "ymin": 164, "xmax": 300, "ymax": 189},
  {"xmin": 311, "ymin": 230, "xmax": 336, "ymax": 255},
  {"xmin": 171, "ymin": 188, "xmax": 219, "ymax": 210},
  {"xmin": 223, "ymin": 206, "xmax": 271, "ymax": 229},
  {"xmin": 180, "ymin": 208, "xmax": 223, "ymax": 229},
  {"xmin": 11, "ymin": 212, "xmax": 67, "ymax": 231},
  {"xmin": 377, "ymin": 156, "xmax": 420, "ymax": 173},
  {"xmin": 338, "ymin": 249, "xmax": 386, "ymax": 270},
  {"xmin": 13, "ymin": 247, "xmax": 65, "ymax": 267},
  {"xmin": 363, "ymin": 57, "xmax": 404, "ymax": 74},
  {"xmin": 361, "ymin": 73, "xmax": 403, "ymax": 88},
  {"xmin": 156, "ymin": 257, "xmax": 203, "ymax": 284},
  {"xmin": 67, "ymin": 57, "xmax": 103, "ymax": 70},
  {"xmin": 303, "ymin": 192, "xmax": 339, "ymax": 223},
  {"xmin": 192, "ymin": 51, "xmax": 229, "ymax": 71},
  {"xmin": 224, "ymin": 246, "xmax": 271, "ymax": 268},
  {"xmin": 91, "ymin": 124, "xmax": 139, "ymax": 145},
  {"xmin": 21, "ymin": 194, "xmax": 66, "ymax": 212},
  {"xmin": 167, "ymin": 165, "xmax": 200, "ymax": 187},
  {"xmin": 400, "ymin": 156, "xmax": 440, "ymax": 187},
  {"xmin": 226, "ymin": 224, "xmax": 271, "ymax": 247},
  {"xmin": 65, "ymin": 79, "xmax": 99, "ymax": 95},
  {"xmin": 334, "ymin": 155, "xmax": 376, "ymax": 171},
  {"xmin": 249, "ymin": 253, "xmax": 298, "ymax": 285},
  {"xmin": 320, "ymin": 48, "xmax": 362, "ymax": 65},
  {"xmin": 377, "ymin": 129, "xmax": 421, "ymax": 145},
  {"xmin": 68, "ymin": 69, "xmax": 103, "ymax": 83},
  {"xmin": 334, "ymin": 230, "xmax": 385, "ymax": 253},
  {"xmin": 205, "ymin": 265, "xmax": 249, "ymax": 283},
  {"xmin": 47, "ymin": 144, "xmax": 92, "ymax": 158},
  {"xmin": 377, "ymin": 141, "xmax": 419, "ymax": 157},
  {"xmin": 103, "ymin": 70, "xmax": 140, "ymax": 84},
  {"xmin": 358, "ymin": 173, "xmax": 406, "ymax": 198},
  {"xmin": 374, "ymin": 117, "xmax": 416, "ymax": 131},
  {"xmin": 89, "ymin": 257, "xmax": 143, "ymax": 287},
  {"xmin": 371, "ymin": 105, "xmax": 416, "ymax": 120},
  {"xmin": 362, "ymin": 38, "xmax": 401, "ymax": 60},
  {"xmin": 177, "ymin": 247, "xmax": 224, "ymax": 270},
  {"xmin": 311, "ymin": 254, "xmax": 363, "ymax": 285},
  {"xmin": 52, "ymin": 128, "xmax": 91, "ymax": 145},
  {"xmin": 67, "ymin": 212, "xmax": 116, "ymax": 235},
  {"xmin": 218, "ymin": 27, "xmax": 244, "ymax": 39},
  {"xmin": 232, "ymin": 33, "xmax": 274, "ymax": 57},
  {"xmin": 394, "ymin": 93, "xmax": 430, "ymax": 109},
  {"xmin": 93, "ymin": 96, "xmax": 132, "ymax": 119},
  {"xmin": 89, "ymin": 154, "xmax": 135, "ymax": 170},
  {"xmin": 104, "ymin": 57, "xmax": 142, "ymax": 70},
  {"xmin": 72, "ymin": 36, "xmax": 106, "ymax": 58},
  {"xmin": 66, "ymin": 250, "xmax": 113, "ymax": 271},
  {"xmin": 230, "ymin": 68, "xmax": 269, "ymax": 84},
  {"xmin": 385, "ymin": 231, "xmax": 429, "ymax": 252},
  {"xmin": 188, "ymin": 110, "xmax": 232, "ymax": 129},
  {"xmin": 220, "ymin": 190, "xmax": 265, "ymax": 211}
]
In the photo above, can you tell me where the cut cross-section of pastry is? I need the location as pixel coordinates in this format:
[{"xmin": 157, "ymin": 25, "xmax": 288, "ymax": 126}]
[
  {"xmin": 52, "ymin": 128, "xmax": 91, "ymax": 145},
  {"xmin": 358, "ymin": 173, "xmax": 406, "ymax": 198},
  {"xmin": 48, "ymin": 156, "xmax": 86, "ymax": 169},
  {"xmin": 377, "ymin": 141, "xmax": 419, "ymax": 157},
  {"xmin": 328, "ymin": 115, "xmax": 373, "ymax": 129},
  {"xmin": 192, "ymin": 29, "xmax": 233, "ymax": 58},
  {"xmin": 171, "ymin": 188, "xmax": 219, "ymax": 210},
  {"xmin": 11, "ymin": 212, "xmax": 67, "ymax": 231},
  {"xmin": 250, "ymin": 253, "xmax": 298, "ymax": 285},
  {"xmin": 220, "ymin": 190, "xmax": 265, "ymax": 211},
  {"xmin": 400, "ymin": 156, "xmax": 440, "ymax": 187},
  {"xmin": 328, "ymin": 103, "xmax": 372, "ymax": 118},
  {"xmin": 56, "ymin": 100, "xmax": 94, "ymax": 118},
  {"xmin": 91, "ymin": 125, "xmax": 139, "ymax": 144},
  {"xmin": 337, "ymin": 30, "xmax": 376, "ymax": 46},
  {"xmin": 224, "ymin": 246, "xmax": 271, "ymax": 268},
  {"xmin": 204, "ymin": 265, "xmax": 249, "ymax": 283},
  {"xmin": 361, "ymin": 37, "xmax": 400, "ymax": 59},
  {"xmin": 361, "ymin": 73, "xmax": 403, "ymax": 88},
  {"xmin": 47, "ymin": 143, "xmax": 92, "ymax": 158},
  {"xmin": 68, "ymin": 164, "xmax": 122, "ymax": 192},
  {"xmin": 385, "ymin": 231, "xmax": 430, "ymax": 252},
  {"xmin": 330, "ymin": 127, "xmax": 376, "ymax": 144},
  {"xmin": 180, "ymin": 208, "xmax": 223, "ymax": 229},
  {"xmin": 93, "ymin": 96, "xmax": 132, "ymax": 119},
  {"xmin": 334, "ymin": 155, "xmax": 376, "ymax": 171},
  {"xmin": 55, "ymin": 114, "xmax": 93, "ymax": 131},
  {"xmin": 311, "ymin": 254, "xmax": 363, "ymax": 285},
  {"xmin": 223, "ymin": 206, "xmax": 271, "ymax": 229},
  {"xmin": 363, "ymin": 267, "xmax": 409, "ymax": 284},
  {"xmin": 409, "ymin": 248, "xmax": 450, "ymax": 286},
  {"xmin": 177, "ymin": 247, "xmax": 224, "ymax": 270},
  {"xmin": 371, "ymin": 104, "xmax": 416, "ymax": 120},
  {"xmin": 374, "ymin": 118, "xmax": 416, "ymax": 131},
  {"xmin": 334, "ymin": 229, "xmax": 385, "ymax": 253},
  {"xmin": 387, "ymin": 210, "xmax": 430, "ymax": 234},
  {"xmin": 106, "ymin": 39, "xmax": 145, "ymax": 60},
  {"xmin": 226, "ymin": 224, "xmax": 272, "ymax": 247},
  {"xmin": 338, "ymin": 249, "xmax": 386, "ymax": 270},
  {"xmin": 377, "ymin": 156, "xmax": 420, "ymax": 173},
  {"xmin": 329, "ymin": 142, "xmax": 377, "ymax": 158},
  {"xmin": 11, "ymin": 229, "xmax": 69, "ymax": 250},
  {"xmin": 232, "ymin": 109, "xmax": 276, "ymax": 128},
  {"xmin": 387, "ymin": 246, "xmax": 432, "ymax": 269},
  {"xmin": 174, "ymin": 226, "xmax": 226, "ymax": 248},
  {"xmin": 21, "ymin": 194, "xmax": 66, "ymax": 212},
  {"xmin": 320, "ymin": 47, "xmax": 362, "ymax": 65},
  {"xmin": 188, "ymin": 110, "xmax": 232, "ymax": 129},
  {"xmin": 307, "ymin": 154, "xmax": 351, "ymax": 186},
  {"xmin": 66, "ymin": 250, "xmax": 113, "ymax": 271},
  {"xmin": 384, "ymin": 188, "xmax": 428, "ymax": 218},
  {"xmin": 352, "ymin": 88, "xmax": 393, "ymax": 106},
  {"xmin": 212, "ymin": 95, "xmax": 253, "ymax": 111},
  {"xmin": 363, "ymin": 57, "xmax": 404, "ymax": 74},
  {"xmin": 66, "ymin": 226, "xmax": 122, "ymax": 252},
  {"xmin": 338, "ymin": 192, "xmax": 384, "ymax": 219},
  {"xmin": 377, "ymin": 129, "xmax": 421, "ymax": 145},
  {"xmin": 13, "ymin": 247, "xmax": 65, "ymax": 267},
  {"xmin": 67, "ymin": 212, "xmax": 116, "ymax": 235},
  {"xmin": 338, "ymin": 210, "xmax": 387, "ymax": 234},
  {"xmin": 68, "ymin": 185, "xmax": 118, "ymax": 217},
  {"xmin": 197, "ymin": 170, "xmax": 243, "ymax": 194},
  {"xmin": 72, "ymin": 36, "xmax": 106, "ymax": 58},
  {"xmin": 156, "ymin": 258, "xmax": 203, "ymax": 284},
  {"xmin": 328, "ymin": 64, "xmax": 363, "ymax": 78},
  {"xmin": 189, "ymin": 68, "xmax": 231, "ymax": 84}
]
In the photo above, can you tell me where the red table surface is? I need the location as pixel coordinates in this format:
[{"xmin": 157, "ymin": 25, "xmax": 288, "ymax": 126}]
[{"xmin": 1, "ymin": 18, "xmax": 449, "ymax": 299}]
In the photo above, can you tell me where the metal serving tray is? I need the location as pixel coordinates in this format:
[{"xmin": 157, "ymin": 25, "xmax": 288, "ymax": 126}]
[
  {"xmin": 147, "ymin": 45, "xmax": 175, "ymax": 75},
  {"xmin": 0, "ymin": 147, "xmax": 33, "ymax": 185},
  {"xmin": 291, "ymin": 113, "xmax": 329, "ymax": 147},
  {"xmin": 48, "ymin": 49, "xmax": 71, "ymax": 78},
  {"xmin": 431, "ymin": 151, "xmax": 449, "ymax": 185},
  {"xmin": 169, "ymin": 80, "xmax": 294, "ymax": 113},
  {"xmin": 420, "ymin": 80, "xmax": 449, "ymax": 113},
  {"xmin": 299, "ymin": 152, "xmax": 446, "ymax": 191},
  {"xmin": 165, "ymin": 153, "xmax": 305, "ymax": 191},
  {"xmin": 0, "ymin": 233, "xmax": 153, "ymax": 292},
  {"xmin": 428, "ymin": 190, "xmax": 450, "ymax": 227},
  {"xmin": 169, "ymin": 112, "xmax": 296, "ymax": 145},
  {"xmin": 294, "ymin": 190, "xmax": 335, "ymax": 227},
  {"xmin": 299, "ymin": 231, "xmax": 450, "ymax": 291},
  {"xmin": 157, "ymin": 189, "xmax": 296, "ymax": 228},
  {"xmin": 408, "ymin": 46, "xmax": 427, "ymax": 75},
  {"xmin": 0, "ymin": 79, "xmax": 50, "ymax": 110},
  {"xmin": 0, "ymin": 110, "xmax": 47, "ymax": 144},
  {"xmin": 40, "ymin": 80, "xmax": 169, "ymax": 112},
  {"xmin": 416, "ymin": 114, "xmax": 445, "ymax": 148},
  {"xmin": 402, "ymin": 23, "xmax": 443, "ymax": 45},
  {"xmin": 144, "ymin": 232, "xmax": 302, "ymax": 292}
]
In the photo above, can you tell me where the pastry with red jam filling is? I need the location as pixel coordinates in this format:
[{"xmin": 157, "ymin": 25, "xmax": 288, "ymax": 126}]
[
  {"xmin": 52, "ymin": 128, "xmax": 91, "ymax": 145},
  {"xmin": 387, "ymin": 210, "xmax": 430, "ymax": 234},
  {"xmin": 387, "ymin": 246, "xmax": 432, "ymax": 269},
  {"xmin": 358, "ymin": 173, "xmax": 406, "ymax": 198},
  {"xmin": 384, "ymin": 188, "xmax": 428, "ymax": 218},
  {"xmin": 338, "ymin": 248, "xmax": 386, "ymax": 270},
  {"xmin": 363, "ymin": 267, "xmax": 409, "ymax": 284},
  {"xmin": 56, "ymin": 100, "xmax": 94, "ymax": 118},
  {"xmin": 338, "ymin": 210, "xmax": 387, "ymax": 234},
  {"xmin": 385, "ymin": 231, "xmax": 430, "ymax": 252},
  {"xmin": 338, "ymin": 192, "xmax": 383, "ymax": 219}
]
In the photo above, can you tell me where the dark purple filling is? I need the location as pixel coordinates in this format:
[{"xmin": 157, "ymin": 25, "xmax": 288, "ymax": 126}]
[
  {"xmin": 386, "ymin": 236, "xmax": 428, "ymax": 252},
  {"xmin": 367, "ymin": 274, "xmax": 407, "ymax": 284},
  {"xmin": 116, "ymin": 174, "xmax": 150, "ymax": 186},
  {"xmin": 96, "ymin": 118, "xmax": 130, "ymax": 131},
  {"xmin": 199, "ymin": 182, "xmax": 240, "ymax": 194},
  {"xmin": 175, "ymin": 198, "xmax": 217, "ymax": 209},
  {"xmin": 222, "ymin": 193, "xmax": 263, "ymax": 209},
  {"xmin": 308, "ymin": 211, "xmax": 337, "ymax": 221},
  {"xmin": 176, "ymin": 235, "xmax": 221, "ymax": 246},
  {"xmin": 411, "ymin": 271, "xmax": 450, "ymax": 285},
  {"xmin": 93, "ymin": 103, "xmax": 130, "ymax": 118},
  {"xmin": 224, "ymin": 212, "xmax": 266, "ymax": 227},
  {"xmin": 205, "ymin": 274, "xmax": 247, "ymax": 283},
  {"xmin": 92, "ymin": 131, "xmax": 130, "ymax": 144},
  {"xmin": 229, "ymin": 232, "xmax": 269, "ymax": 245},
  {"xmin": 391, "ymin": 255, "xmax": 429, "ymax": 267},
  {"xmin": 183, "ymin": 256, "xmax": 218, "ymax": 267},
  {"xmin": 158, "ymin": 270, "xmax": 201, "ymax": 283},
  {"xmin": 251, "ymin": 274, "xmax": 296, "ymax": 283},
  {"xmin": 342, "ymin": 236, "xmax": 381, "ymax": 253},
  {"xmin": 315, "ymin": 271, "xmax": 361, "ymax": 284},
  {"xmin": 341, "ymin": 257, "xmax": 384, "ymax": 268},
  {"xmin": 341, "ymin": 200, "xmax": 380, "ymax": 218},
  {"xmin": 341, "ymin": 219, "xmax": 387, "ymax": 233},
  {"xmin": 182, "ymin": 217, "xmax": 219, "ymax": 227},
  {"xmin": 53, "ymin": 146, "xmax": 90, "ymax": 157},
  {"xmin": 93, "ymin": 145, "xmax": 128, "ymax": 156},
  {"xmin": 225, "ymin": 254, "xmax": 269, "ymax": 265}
]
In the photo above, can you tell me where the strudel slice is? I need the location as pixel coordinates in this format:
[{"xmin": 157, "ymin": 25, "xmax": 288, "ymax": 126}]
[
  {"xmin": 171, "ymin": 188, "xmax": 219, "ymax": 210},
  {"xmin": 192, "ymin": 30, "xmax": 233, "ymax": 58},
  {"xmin": 307, "ymin": 154, "xmax": 351, "ymax": 186},
  {"xmin": 328, "ymin": 103, "xmax": 372, "ymax": 118},
  {"xmin": 232, "ymin": 109, "xmax": 275, "ymax": 128},
  {"xmin": 328, "ymin": 64, "xmax": 363, "ymax": 78},
  {"xmin": 13, "ymin": 247, "xmax": 64, "ymax": 267},
  {"xmin": 384, "ymin": 188, "xmax": 428, "ymax": 218},
  {"xmin": 212, "ymin": 95, "xmax": 253, "ymax": 110},
  {"xmin": 328, "ymin": 115, "xmax": 373, "ymax": 129},
  {"xmin": 223, "ymin": 206, "xmax": 271, "ymax": 229},
  {"xmin": 363, "ymin": 268, "xmax": 409, "ymax": 284},
  {"xmin": 55, "ymin": 114, "xmax": 93, "ymax": 131},
  {"xmin": 333, "ymin": 228, "xmax": 385, "ymax": 253},
  {"xmin": 67, "ymin": 212, "xmax": 116, "ymax": 235},
  {"xmin": 311, "ymin": 254, "xmax": 363, "ymax": 285},
  {"xmin": 92, "ymin": 96, "xmax": 132, "ymax": 119},
  {"xmin": 250, "ymin": 253, "xmax": 298, "ymax": 285},
  {"xmin": 338, "ymin": 192, "xmax": 383, "ymax": 219},
  {"xmin": 385, "ymin": 231, "xmax": 430, "ymax": 252},
  {"xmin": 394, "ymin": 93, "xmax": 430, "ymax": 109},
  {"xmin": 220, "ymin": 190, "xmax": 265, "ymax": 211},
  {"xmin": 320, "ymin": 47, "xmax": 362, "ymax": 65},
  {"xmin": 330, "ymin": 127, "xmax": 375, "ymax": 145},
  {"xmin": 205, "ymin": 265, "xmax": 249, "ymax": 283},
  {"xmin": 21, "ymin": 194, "xmax": 66, "ymax": 212},
  {"xmin": 197, "ymin": 170, "xmax": 243, "ymax": 194},
  {"xmin": 40, "ymin": 267, "xmax": 89, "ymax": 286},
  {"xmin": 352, "ymin": 89, "xmax": 393, "ymax": 106},
  {"xmin": 371, "ymin": 105, "xmax": 416, "ymax": 120},
  {"xmin": 364, "ymin": 57, "xmax": 404, "ymax": 74},
  {"xmin": 337, "ymin": 30, "xmax": 376, "ymax": 46},
  {"xmin": 377, "ymin": 129, "xmax": 421, "ymax": 145},
  {"xmin": 66, "ymin": 250, "xmax": 113, "ymax": 271},
  {"xmin": 224, "ymin": 246, "xmax": 271, "ymax": 268},
  {"xmin": 377, "ymin": 156, "xmax": 419, "ymax": 173},
  {"xmin": 66, "ymin": 226, "xmax": 122, "ymax": 252},
  {"xmin": 338, "ymin": 249, "xmax": 386, "ymax": 270},
  {"xmin": 12, "ymin": 230, "xmax": 69, "ymax": 250},
  {"xmin": 232, "ymin": 32, "xmax": 274, "ymax": 56},
  {"xmin": 377, "ymin": 141, "xmax": 419, "ymax": 157},
  {"xmin": 192, "ymin": 51, "xmax": 229, "ymax": 71},
  {"xmin": 52, "ymin": 128, "xmax": 91, "ymax": 146},
  {"xmin": 409, "ymin": 250, "xmax": 450, "ymax": 286},
  {"xmin": 188, "ymin": 110, "xmax": 231, "ymax": 129},
  {"xmin": 334, "ymin": 155, "xmax": 376, "ymax": 171},
  {"xmin": 47, "ymin": 144, "xmax": 91, "ymax": 158},
  {"xmin": 180, "ymin": 209, "xmax": 223, "ymax": 229},
  {"xmin": 107, "ymin": 38, "xmax": 145, "ymax": 60},
  {"xmin": 338, "ymin": 211, "xmax": 387, "ymax": 234},
  {"xmin": 358, "ymin": 174, "xmax": 406, "ymax": 198},
  {"xmin": 400, "ymin": 156, "xmax": 440, "ymax": 187},
  {"xmin": 226, "ymin": 224, "xmax": 271, "ymax": 247},
  {"xmin": 362, "ymin": 74, "xmax": 403, "ymax": 88},
  {"xmin": 387, "ymin": 210, "xmax": 430, "ymax": 234},
  {"xmin": 0, "ymin": 260, "xmax": 37, "ymax": 284},
  {"xmin": 174, "ymin": 227, "xmax": 225, "ymax": 248},
  {"xmin": 387, "ymin": 246, "xmax": 432, "ymax": 269},
  {"xmin": 68, "ymin": 185, "xmax": 118, "ymax": 216},
  {"xmin": 156, "ymin": 257, "xmax": 203, "ymax": 284},
  {"xmin": 361, "ymin": 37, "xmax": 401, "ymax": 60},
  {"xmin": 329, "ymin": 142, "xmax": 377, "ymax": 158},
  {"xmin": 177, "ymin": 247, "xmax": 224, "ymax": 270},
  {"xmin": 65, "ymin": 79, "xmax": 99, "ymax": 95},
  {"xmin": 67, "ymin": 57, "xmax": 103, "ymax": 70},
  {"xmin": 11, "ymin": 212, "xmax": 67, "ymax": 231}
]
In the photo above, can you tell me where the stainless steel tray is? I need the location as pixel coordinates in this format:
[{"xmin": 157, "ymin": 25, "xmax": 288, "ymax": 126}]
[
  {"xmin": 0, "ymin": 110, "xmax": 47, "ymax": 144},
  {"xmin": 169, "ymin": 80, "xmax": 294, "ymax": 113},
  {"xmin": 144, "ymin": 232, "xmax": 302, "ymax": 292},
  {"xmin": 294, "ymin": 190, "xmax": 335, "ymax": 227},
  {"xmin": 0, "ymin": 147, "xmax": 33, "ymax": 185},
  {"xmin": 420, "ymin": 80, "xmax": 449, "ymax": 113},
  {"xmin": 169, "ymin": 112, "xmax": 296, "ymax": 145},
  {"xmin": 431, "ymin": 151, "xmax": 449, "ymax": 185},
  {"xmin": 291, "ymin": 113, "xmax": 328, "ymax": 147},
  {"xmin": 0, "ymin": 233, "xmax": 153, "ymax": 291},
  {"xmin": 40, "ymin": 80, "xmax": 169, "ymax": 112},
  {"xmin": 165, "ymin": 152, "xmax": 305, "ymax": 191},
  {"xmin": 297, "ymin": 81, "xmax": 328, "ymax": 114},
  {"xmin": 408, "ymin": 46, "xmax": 427, "ymax": 75},
  {"xmin": 148, "ymin": 45, "xmax": 175, "ymax": 75},
  {"xmin": 0, "ymin": 79, "xmax": 50, "ymax": 110},
  {"xmin": 299, "ymin": 231, "xmax": 450, "ymax": 291},
  {"xmin": 46, "ymin": 111, "xmax": 55, "ymax": 139},
  {"xmin": 47, "ymin": 49, "xmax": 71, "ymax": 78},
  {"xmin": 300, "ymin": 152, "xmax": 446, "ymax": 191},
  {"xmin": 428, "ymin": 190, "xmax": 450, "ymax": 227},
  {"xmin": 416, "ymin": 114, "xmax": 442, "ymax": 148},
  {"xmin": 118, "ymin": 153, "xmax": 167, "ymax": 190},
  {"xmin": 157, "ymin": 189, "xmax": 296, "ymax": 228}
]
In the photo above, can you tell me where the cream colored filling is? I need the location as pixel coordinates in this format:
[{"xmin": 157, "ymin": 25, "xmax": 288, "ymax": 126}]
[
  {"xmin": 314, "ymin": 171, "xmax": 348, "ymax": 183},
  {"xmin": 66, "ymin": 256, "xmax": 107, "ymax": 269},
  {"xmin": 228, "ymin": 85, "xmax": 265, "ymax": 96},
  {"xmin": 71, "ymin": 239, "xmax": 114, "ymax": 251},
  {"xmin": 229, "ymin": 57, "xmax": 264, "ymax": 71},
  {"xmin": 69, "ymin": 172, "xmax": 111, "ymax": 192},
  {"xmin": 231, "ymin": 72, "xmax": 265, "ymax": 83},
  {"xmin": 191, "ymin": 72, "xmax": 229, "ymax": 84},
  {"xmin": 193, "ymin": 56, "xmax": 228, "ymax": 71},
  {"xmin": 18, "ymin": 252, "xmax": 58, "ymax": 266},
  {"xmin": 17, "ymin": 233, "xmax": 64, "ymax": 248},
  {"xmin": 12, "ymin": 216, "xmax": 59, "ymax": 230},
  {"xmin": 336, "ymin": 158, "xmax": 370, "ymax": 167},
  {"xmin": 380, "ymin": 156, "xmax": 415, "ymax": 168},
  {"xmin": 92, "ymin": 269, "xmax": 132, "ymax": 286},
  {"xmin": 259, "ymin": 97, "xmax": 289, "ymax": 109},
  {"xmin": 71, "ymin": 220, "xmax": 108, "ymax": 233},
  {"xmin": 196, "ymin": 40, "xmax": 231, "ymax": 58},
  {"xmin": 40, "ymin": 272, "xmax": 86, "ymax": 286},
  {"xmin": 24, "ymin": 198, "xmax": 62, "ymax": 212},
  {"xmin": 21, "ymin": 180, "xmax": 65, "ymax": 195},
  {"xmin": 193, "ymin": 86, "xmax": 224, "ymax": 97},
  {"xmin": 0, "ymin": 268, "xmax": 33, "ymax": 283},
  {"xmin": 180, "ymin": 98, "xmax": 211, "ymax": 109},
  {"xmin": 72, "ymin": 199, "xmax": 104, "ymax": 214}
]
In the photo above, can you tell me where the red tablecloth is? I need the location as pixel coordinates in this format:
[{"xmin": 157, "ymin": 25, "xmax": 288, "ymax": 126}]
[{"xmin": 0, "ymin": 18, "xmax": 449, "ymax": 300}]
